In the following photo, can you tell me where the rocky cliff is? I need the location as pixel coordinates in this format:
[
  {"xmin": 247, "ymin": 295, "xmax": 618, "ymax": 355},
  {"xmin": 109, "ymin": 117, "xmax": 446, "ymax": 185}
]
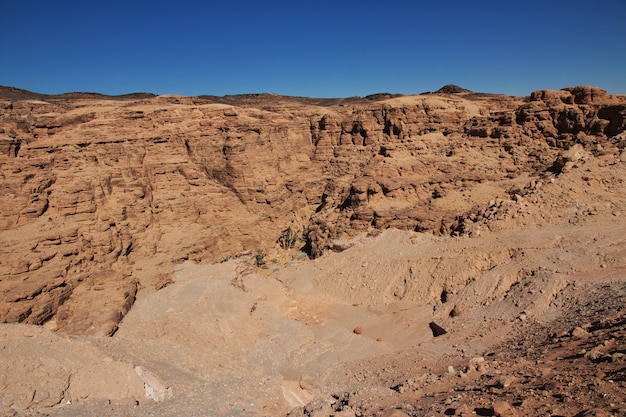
[{"xmin": 1, "ymin": 85, "xmax": 625, "ymax": 336}]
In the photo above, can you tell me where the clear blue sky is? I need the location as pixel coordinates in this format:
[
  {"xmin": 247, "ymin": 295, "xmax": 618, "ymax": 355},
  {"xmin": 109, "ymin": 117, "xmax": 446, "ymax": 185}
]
[{"xmin": 1, "ymin": 0, "xmax": 625, "ymax": 98}]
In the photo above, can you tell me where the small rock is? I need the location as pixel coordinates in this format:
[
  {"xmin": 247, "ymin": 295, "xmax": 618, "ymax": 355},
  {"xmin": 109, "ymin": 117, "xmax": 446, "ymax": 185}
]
[
  {"xmin": 571, "ymin": 326, "xmax": 589, "ymax": 338},
  {"xmin": 447, "ymin": 365, "xmax": 455, "ymax": 374},
  {"xmin": 584, "ymin": 347, "xmax": 605, "ymax": 361},
  {"xmin": 135, "ymin": 366, "xmax": 172, "ymax": 402},
  {"xmin": 498, "ymin": 375, "xmax": 516, "ymax": 388},
  {"xmin": 493, "ymin": 400, "xmax": 513, "ymax": 416},
  {"xmin": 390, "ymin": 382, "xmax": 408, "ymax": 393},
  {"xmin": 353, "ymin": 326, "xmax": 363, "ymax": 335},
  {"xmin": 429, "ymin": 321, "xmax": 447, "ymax": 337},
  {"xmin": 455, "ymin": 403, "xmax": 473, "ymax": 416}
]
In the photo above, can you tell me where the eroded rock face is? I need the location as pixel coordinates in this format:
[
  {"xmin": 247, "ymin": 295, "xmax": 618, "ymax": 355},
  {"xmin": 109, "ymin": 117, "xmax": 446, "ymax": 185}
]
[{"xmin": 0, "ymin": 86, "xmax": 624, "ymax": 334}]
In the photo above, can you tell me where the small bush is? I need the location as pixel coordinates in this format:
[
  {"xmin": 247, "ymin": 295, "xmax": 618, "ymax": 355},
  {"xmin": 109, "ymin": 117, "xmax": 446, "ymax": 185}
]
[
  {"xmin": 278, "ymin": 227, "xmax": 300, "ymax": 249},
  {"xmin": 255, "ymin": 249, "xmax": 268, "ymax": 268}
]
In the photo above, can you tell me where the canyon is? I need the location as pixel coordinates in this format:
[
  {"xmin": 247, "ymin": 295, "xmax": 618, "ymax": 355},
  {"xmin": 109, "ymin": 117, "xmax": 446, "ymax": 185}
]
[{"xmin": 0, "ymin": 85, "xmax": 625, "ymax": 417}]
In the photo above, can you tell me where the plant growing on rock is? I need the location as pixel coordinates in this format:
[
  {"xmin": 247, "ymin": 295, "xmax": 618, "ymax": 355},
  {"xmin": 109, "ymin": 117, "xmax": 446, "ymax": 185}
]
[
  {"xmin": 277, "ymin": 226, "xmax": 300, "ymax": 249},
  {"xmin": 255, "ymin": 249, "xmax": 268, "ymax": 268}
]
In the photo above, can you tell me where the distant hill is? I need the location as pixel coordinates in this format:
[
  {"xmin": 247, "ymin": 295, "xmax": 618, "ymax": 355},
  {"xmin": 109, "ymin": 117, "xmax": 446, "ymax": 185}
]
[
  {"xmin": 0, "ymin": 86, "xmax": 156, "ymax": 101},
  {"xmin": 2, "ymin": 85, "xmax": 474, "ymax": 104},
  {"xmin": 435, "ymin": 84, "xmax": 472, "ymax": 94},
  {"xmin": 0, "ymin": 86, "xmax": 49, "ymax": 101}
]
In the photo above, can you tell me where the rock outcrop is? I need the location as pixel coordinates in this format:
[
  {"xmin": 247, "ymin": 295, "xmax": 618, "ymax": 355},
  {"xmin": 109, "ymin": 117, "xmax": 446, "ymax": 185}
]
[{"xmin": 0, "ymin": 85, "xmax": 625, "ymax": 335}]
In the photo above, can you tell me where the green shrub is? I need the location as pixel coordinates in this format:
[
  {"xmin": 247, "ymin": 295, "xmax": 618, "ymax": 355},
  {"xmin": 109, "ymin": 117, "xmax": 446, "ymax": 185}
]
[
  {"xmin": 277, "ymin": 226, "xmax": 299, "ymax": 249},
  {"xmin": 255, "ymin": 249, "xmax": 268, "ymax": 268}
]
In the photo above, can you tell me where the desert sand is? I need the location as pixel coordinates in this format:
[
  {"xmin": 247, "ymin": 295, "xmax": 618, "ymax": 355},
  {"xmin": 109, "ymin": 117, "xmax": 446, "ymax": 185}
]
[{"xmin": 0, "ymin": 85, "xmax": 625, "ymax": 416}]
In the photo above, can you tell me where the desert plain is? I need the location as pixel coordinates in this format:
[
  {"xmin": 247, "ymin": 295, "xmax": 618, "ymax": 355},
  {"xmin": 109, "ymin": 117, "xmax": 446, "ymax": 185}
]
[{"xmin": 0, "ymin": 84, "xmax": 625, "ymax": 417}]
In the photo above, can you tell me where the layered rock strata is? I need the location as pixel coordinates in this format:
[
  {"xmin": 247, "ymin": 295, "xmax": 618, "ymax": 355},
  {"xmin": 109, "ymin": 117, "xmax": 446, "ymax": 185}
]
[{"xmin": 0, "ymin": 85, "xmax": 624, "ymax": 334}]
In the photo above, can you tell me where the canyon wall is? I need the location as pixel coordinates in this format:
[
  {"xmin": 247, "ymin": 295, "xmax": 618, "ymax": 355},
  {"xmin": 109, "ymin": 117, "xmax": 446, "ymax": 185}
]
[{"xmin": 0, "ymin": 86, "xmax": 624, "ymax": 335}]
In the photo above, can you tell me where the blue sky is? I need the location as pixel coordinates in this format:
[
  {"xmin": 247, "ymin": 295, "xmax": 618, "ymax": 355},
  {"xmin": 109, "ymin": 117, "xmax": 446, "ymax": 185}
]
[{"xmin": 1, "ymin": 0, "xmax": 625, "ymax": 97}]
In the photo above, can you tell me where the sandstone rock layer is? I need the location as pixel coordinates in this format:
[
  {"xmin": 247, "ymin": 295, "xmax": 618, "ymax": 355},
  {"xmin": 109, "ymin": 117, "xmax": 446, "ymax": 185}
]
[{"xmin": 1, "ymin": 85, "xmax": 625, "ymax": 336}]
